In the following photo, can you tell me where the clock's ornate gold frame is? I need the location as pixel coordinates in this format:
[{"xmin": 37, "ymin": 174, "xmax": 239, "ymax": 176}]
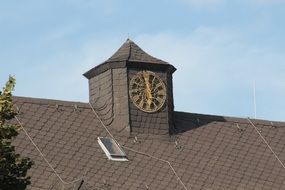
[{"xmin": 129, "ymin": 70, "xmax": 166, "ymax": 113}]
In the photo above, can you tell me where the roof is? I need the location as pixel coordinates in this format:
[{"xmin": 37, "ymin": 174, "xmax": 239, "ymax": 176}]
[
  {"xmin": 83, "ymin": 39, "xmax": 176, "ymax": 79},
  {"xmin": 106, "ymin": 39, "xmax": 168, "ymax": 64},
  {"xmin": 11, "ymin": 96, "xmax": 285, "ymax": 190}
]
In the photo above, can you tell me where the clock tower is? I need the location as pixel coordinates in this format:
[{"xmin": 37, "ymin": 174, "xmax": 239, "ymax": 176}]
[{"xmin": 84, "ymin": 39, "xmax": 176, "ymax": 136}]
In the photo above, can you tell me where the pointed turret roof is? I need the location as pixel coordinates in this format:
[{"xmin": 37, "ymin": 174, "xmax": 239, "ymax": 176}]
[
  {"xmin": 84, "ymin": 39, "xmax": 176, "ymax": 79},
  {"xmin": 106, "ymin": 39, "xmax": 168, "ymax": 64}
]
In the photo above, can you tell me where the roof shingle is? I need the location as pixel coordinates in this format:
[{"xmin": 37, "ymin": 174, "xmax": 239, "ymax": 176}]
[{"xmin": 11, "ymin": 97, "xmax": 285, "ymax": 190}]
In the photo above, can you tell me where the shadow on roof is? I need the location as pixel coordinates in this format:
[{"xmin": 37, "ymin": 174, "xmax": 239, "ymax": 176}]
[{"xmin": 172, "ymin": 111, "xmax": 227, "ymax": 134}]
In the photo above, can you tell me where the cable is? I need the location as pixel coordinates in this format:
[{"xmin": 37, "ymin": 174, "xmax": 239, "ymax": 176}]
[
  {"xmin": 247, "ymin": 118, "xmax": 285, "ymax": 170},
  {"xmin": 15, "ymin": 116, "xmax": 84, "ymax": 186},
  {"xmin": 89, "ymin": 103, "xmax": 189, "ymax": 190},
  {"xmin": 122, "ymin": 146, "xmax": 189, "ymax": 190}
]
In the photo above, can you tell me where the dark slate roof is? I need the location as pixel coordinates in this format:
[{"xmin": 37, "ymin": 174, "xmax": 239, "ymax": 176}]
[
  {"xmin": 11, "ymin": 96, "xmax": 285, "ymax": 190},
  {"xmin": 106, "ymin": 39, "xmax": 168, "ymax": 64},
  {"xmin": 83, "ymin": 39, "xmax": 176, "ymax": 79}
]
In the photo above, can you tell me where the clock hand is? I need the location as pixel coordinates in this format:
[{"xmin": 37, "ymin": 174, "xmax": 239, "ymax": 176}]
[{"xmin": 143, "ymin": 71, "xmax": 153, "ymax": 105}]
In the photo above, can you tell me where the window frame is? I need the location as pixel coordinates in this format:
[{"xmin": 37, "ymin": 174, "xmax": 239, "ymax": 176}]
[{"xmin": 97, "ymin": 137, "xmax": 128, "ymax": 161}]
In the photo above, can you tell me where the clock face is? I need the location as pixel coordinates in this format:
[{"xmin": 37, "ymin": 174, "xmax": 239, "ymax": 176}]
[{"xmin": 129, "ymin": 70, "xmax": 166, "ymax": 113}]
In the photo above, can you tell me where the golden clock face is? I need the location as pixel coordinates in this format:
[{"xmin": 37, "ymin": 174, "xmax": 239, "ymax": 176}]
[{"xmin": 129, "ymin": 70, "xmax": 166, "ymax": 113}]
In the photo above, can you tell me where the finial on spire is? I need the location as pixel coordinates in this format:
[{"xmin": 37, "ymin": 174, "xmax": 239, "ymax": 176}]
[{"xmin": 126, "ymin": 33, "xmax": 132, "ymax": 43}]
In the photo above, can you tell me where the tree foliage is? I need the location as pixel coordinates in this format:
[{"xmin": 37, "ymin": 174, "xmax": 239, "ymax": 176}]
[{"xmin": 0, "ymin": 76, "xmax": 33, "ymax": 190}]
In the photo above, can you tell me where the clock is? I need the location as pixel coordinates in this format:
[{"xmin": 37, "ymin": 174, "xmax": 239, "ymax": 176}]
[{"xmin": 129, "ymin": 70, "xmax": 166, "ymax": 113}]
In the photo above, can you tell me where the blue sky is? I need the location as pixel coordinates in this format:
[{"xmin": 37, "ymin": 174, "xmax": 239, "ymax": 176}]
[{"xmin": 1, "ymin": 0, "xmax": 285, "ymax": 121}]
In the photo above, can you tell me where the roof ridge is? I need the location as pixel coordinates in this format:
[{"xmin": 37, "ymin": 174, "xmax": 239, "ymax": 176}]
[
  {"xmin": 127, "ymin": 38, "xmax": 132, "ymax": 61},
  {"xmin": 174, "ymin": 111, "xmax": 285, "ymax": 127},
  {"xmin": 13, "ymin": 96, "xmax": 90, "ymax": 108}
]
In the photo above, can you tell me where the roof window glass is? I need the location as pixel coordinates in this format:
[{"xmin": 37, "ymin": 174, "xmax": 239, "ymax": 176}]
[{"xmin": 98, "ymin": 137, "xmax": 128, "ymax": 161}]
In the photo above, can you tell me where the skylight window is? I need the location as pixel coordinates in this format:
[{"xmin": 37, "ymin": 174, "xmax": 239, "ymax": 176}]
[{"xmin": 98, "ymin": 137, "xmax": 128, "ymax": 161}]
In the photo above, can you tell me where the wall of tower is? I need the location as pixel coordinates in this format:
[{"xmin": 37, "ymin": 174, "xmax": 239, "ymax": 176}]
[
  {"xmin": 89, "ymin": 68, "xmax": 130, "ymax": 132},
  {"xmin": 166, "ymin": 72, "xmax": 175, "ymax": 134},
  {"xmin": 111, "ymin": 68, "xmax": 130, "ymax": 132},
  {"xmin": 128, "ymin": 68, "xmax": 173, "ymax": 136}
]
